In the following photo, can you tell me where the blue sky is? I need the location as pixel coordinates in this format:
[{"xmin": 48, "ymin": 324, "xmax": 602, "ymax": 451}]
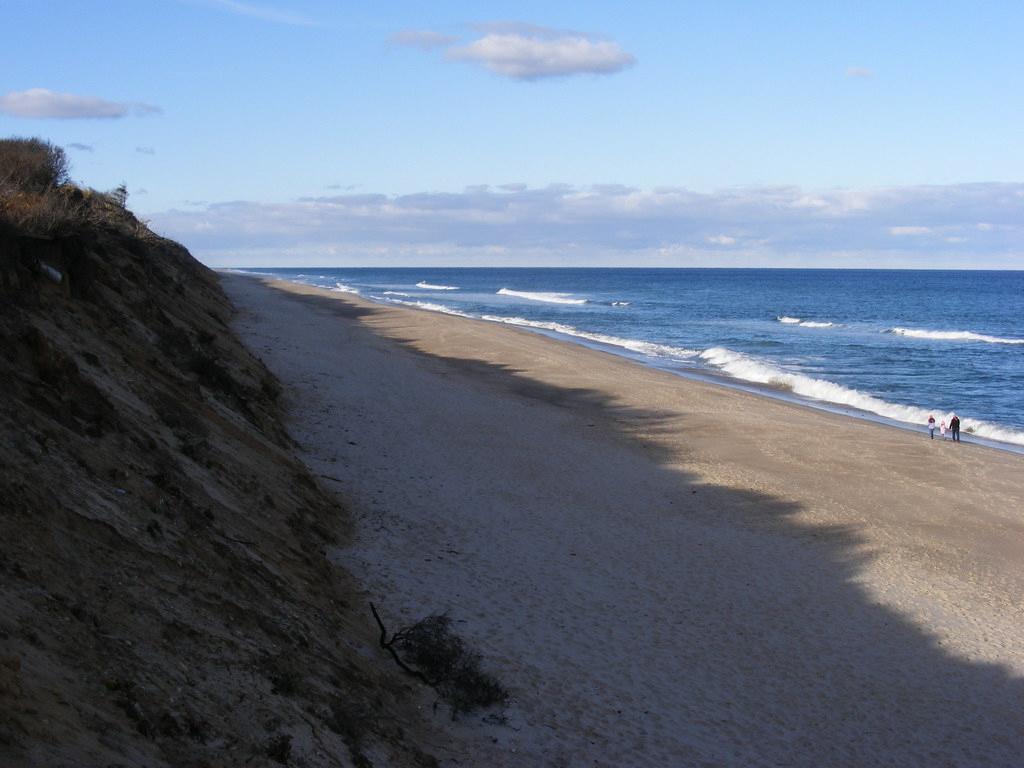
[{"xmin": 1, "ymin": 0, "xmax": 1022, "ymax": 267}]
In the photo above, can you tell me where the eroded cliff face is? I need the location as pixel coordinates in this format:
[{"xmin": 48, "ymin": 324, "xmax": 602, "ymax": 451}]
[{"xmin": 0, "ymin": 207, "xmax": 437, "ymax": 767}]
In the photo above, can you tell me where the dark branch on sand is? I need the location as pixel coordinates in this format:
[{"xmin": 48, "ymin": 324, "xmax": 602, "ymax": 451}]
[
  {"xmin": 369, "ymin": 603, "xmax": 509, "ymax": 716},
  {"xmin": 370, "ymin": 602, "xmax": 439, "ymax": 686}
]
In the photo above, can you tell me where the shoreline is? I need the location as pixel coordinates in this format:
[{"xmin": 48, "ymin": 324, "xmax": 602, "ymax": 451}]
[
  {"xmin": 483, "ymin": 321, "xmax": 1024, "ymax": 456},
  {"xmin": 222, "ymin": 273, "xmax": 1024, "ymax": 766},
  {"xmin": 222, "ymin": 269, "xmax": 1024, "ymax": 455}
]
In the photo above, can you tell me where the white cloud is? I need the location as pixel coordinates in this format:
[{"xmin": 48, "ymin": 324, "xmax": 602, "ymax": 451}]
[
  {"xmin": 707, "ymin": 235, "xmax": 737, "ymax": 245},
  {"xmin": 201, "ymin": 0, "xmax": 315, "ymax": 26},
  {"xmin": 390, "ymin": 22, "xmax": 635, "ymax": 80},
  {"xmin": 0, "ymin": 89, "xmax": 161, "ymax": 119},
  {"xmin": 846, "ymin": 66, "xmax": 874, "ymax": 78},
  {"xmin": 149, "ymin": 182, "xmax": 1024, "ymax": 268},
  {"xmin": 390, "ymin": 29, "xmax": 458, "ymax": 50},
  {"xmin": 448, "ymin": 28, "xmax": 636, "ymax": 80}
]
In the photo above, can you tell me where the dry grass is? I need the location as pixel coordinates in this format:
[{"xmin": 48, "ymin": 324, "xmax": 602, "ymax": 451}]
[
  {"xmin": 0, "ymin": 187, "xmax": 82, "ymax": 236},
  {"xmin": 0, "ymin": 137, "xmax": 154, "ymax": 239}
]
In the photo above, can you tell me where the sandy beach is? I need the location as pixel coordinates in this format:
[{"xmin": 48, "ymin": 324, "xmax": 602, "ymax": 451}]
[{"xmin": 222, "ymin": 274, "xmax": 1024, "ymax": 767}]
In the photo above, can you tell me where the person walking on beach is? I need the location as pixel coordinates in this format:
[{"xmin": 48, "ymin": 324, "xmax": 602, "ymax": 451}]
[
  {"xmin": 951, "ymin": 413, "xmax": 961, "ymax": 442},
  {"xmin": 940, "ymin": 420, "xmax": 947, "ymax": 439},
  {"xmin": 928, "ymin": 415, "xmax": 936, "ymax": 439}
]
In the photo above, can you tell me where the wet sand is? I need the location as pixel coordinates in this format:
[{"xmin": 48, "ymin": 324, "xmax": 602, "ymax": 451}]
[{"xmin": 223, "ymin": 273, "xmax": 1024, "ymax": 767}]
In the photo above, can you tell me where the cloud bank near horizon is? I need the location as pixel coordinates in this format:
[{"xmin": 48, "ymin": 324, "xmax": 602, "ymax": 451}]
[
  {"xmin": 150, "ymin": 183, "xmax": 1023, "ymax": 268},
  {"xmin": 0, "ymin": 89, "xmax": 162, "ymax": 119},
  {"xmin": 392, "ymin": 22, "xmax": 636, "ymax": 80}
]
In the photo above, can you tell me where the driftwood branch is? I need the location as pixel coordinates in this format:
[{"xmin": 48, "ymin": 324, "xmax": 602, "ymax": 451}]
[{"xmin": 369, "ymin": 602, "xmax": 439, "ymax": 686}]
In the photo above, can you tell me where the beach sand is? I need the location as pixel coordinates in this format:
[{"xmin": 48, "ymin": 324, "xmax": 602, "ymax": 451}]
[{"xmin": 222, "ymin": 274, "xmax": 1024, "ymax": 767}]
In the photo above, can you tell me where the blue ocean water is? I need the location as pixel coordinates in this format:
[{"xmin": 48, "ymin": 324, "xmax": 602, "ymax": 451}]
[{"xmin": 244, "ymin": 268, "xmax": 1024, "ymax": 448}]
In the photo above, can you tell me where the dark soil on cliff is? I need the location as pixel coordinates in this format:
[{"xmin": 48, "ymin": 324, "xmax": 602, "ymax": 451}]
[{"xmin": 0, "ymin": 182, "xmax": 442, "ymax": 767}]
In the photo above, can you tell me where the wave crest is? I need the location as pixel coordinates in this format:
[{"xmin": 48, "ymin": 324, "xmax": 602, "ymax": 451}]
[
  {"xmin": 378, "ymin": 297, "xmax": 471, "ymax": 317},
  {"xmin": 497, "ymin": 288, "xmax": 588, "ymax": 305},
  {"xmin": 481, "ymin": 315, "xmax": 698, "ymax": 360},
  {"xmin": 415, "ymin": 281, "xmax": 459, "ymax": 290},
  {"xmin": 889, "ymin": 327, "xmax": 1024, "ymax": 345},
  {"xmin": 777, "ymin": 316, "xmax": 835, "ymax": 328}
]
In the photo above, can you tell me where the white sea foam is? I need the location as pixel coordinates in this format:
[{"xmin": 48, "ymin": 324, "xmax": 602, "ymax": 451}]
[
  {"xmin": 611, "ymin": 301, "xmax": 632, "ymax": 307},
  {"xmin": 889, "ymin": 327, "xmax": 1024, "ymax": 345},
  {"xmin": 699, "ymin": 347, "xmax": 1024, "ymax": 446},
  {"xmin": 415, "ymin": 281, "xmax": 459, "ymax": 290},
  {"xmin": 481, "ymin": 315, "xmax": 699, "ymax": 360},
  {"xmin": 778, "ymin": 316, "xmax": 835, "ymax": 328},
  {"xmin": 497, "ymin": 288, "xmax": 588, "ymax": 305},
  {"xmin": 379, "ymin": 297, "xmax": 471, "ymax": 317},
  {"xmin": 382, "ymin": 291, "xmax": 411, "ymax": 296},
  {"xmin": 331, "ymin": 282, "xmax": 360, "ymax": 294}
]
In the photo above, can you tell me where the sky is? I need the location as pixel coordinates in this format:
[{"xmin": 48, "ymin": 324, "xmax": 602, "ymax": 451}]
[{"xmin": 1, "ymin": 0, "xmax": 1022, "ymax": 268}]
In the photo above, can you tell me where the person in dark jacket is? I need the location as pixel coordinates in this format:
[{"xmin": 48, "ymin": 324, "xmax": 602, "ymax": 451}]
[{"xmin": 950, "ymin": 413, "xmax": 961, "ymax": 442}]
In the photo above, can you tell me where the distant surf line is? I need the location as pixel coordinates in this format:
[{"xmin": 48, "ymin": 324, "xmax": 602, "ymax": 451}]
[
  {"xmin": 416, "ymin": 281, "xmax": 459, "ymax": 290},
  {"xmin": 888, "ymin": 327, "xmax": 1024, "ymax": 345},
  {"xmin": 497, "ymin": 288, "xmax": 588, "ymax": 305},
  {"xmin": 777, "ymin": 316, "xmax": 836, "ymax": 328}
]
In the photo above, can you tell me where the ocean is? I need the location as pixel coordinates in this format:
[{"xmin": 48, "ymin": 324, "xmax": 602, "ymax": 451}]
[{"xmin": 242, "ymin": 268, "xmax": 1024, "ymax": 450}]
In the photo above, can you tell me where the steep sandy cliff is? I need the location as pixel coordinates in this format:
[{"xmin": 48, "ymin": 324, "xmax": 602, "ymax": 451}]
[{"xmin": 0, "ymin": 188, "xmax": 440, "ymax": 766}]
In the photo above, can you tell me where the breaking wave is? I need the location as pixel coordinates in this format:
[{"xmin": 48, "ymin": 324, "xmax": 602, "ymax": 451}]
[
  {"xmin": 331, "ymin": 282, "xmax": 360, "ymax": 294},
  {"xmin": 481, "ymin": 315, "xmax": 698, "ymax": 360},
  {"xmin": 382, "ymin": 290, "xmax": 410, "ymax": 296},
  {"xmin": 378, "ymin": 297, "xmax": 471, "ymax": 317},
  {"xmin": 889, "ymin": 327, "xmax": 1024, "ymax": 345},
  {"xmin": 497, "ymin": 288, "xmax": 588, "ymax": 305},
  {"xmin": 699, "ymin": 347, "xmax": 1024, "ymax": 446},
  {"xmin": 416, "ymin": 281, "xmax": 459, "ymax": 290},
  {"xmin": 778, "ymin": 316, "xmax": 835, "ymax": 328}
]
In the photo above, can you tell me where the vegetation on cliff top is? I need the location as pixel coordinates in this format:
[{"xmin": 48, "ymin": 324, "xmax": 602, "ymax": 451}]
[{"xmin": 0, "ymin": 137, "xmax": 148, "ymax": 243}]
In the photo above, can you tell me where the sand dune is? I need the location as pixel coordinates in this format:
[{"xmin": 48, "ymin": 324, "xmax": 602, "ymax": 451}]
[{"xmin": 224, "ymin": 274, "xmax": 1024, "ymax": 767}]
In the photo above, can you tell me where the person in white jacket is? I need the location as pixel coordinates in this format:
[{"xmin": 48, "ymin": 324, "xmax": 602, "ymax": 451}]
[{"xmin": 927, "ymin": 415, "xmax": 936, "ymax": 439}]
